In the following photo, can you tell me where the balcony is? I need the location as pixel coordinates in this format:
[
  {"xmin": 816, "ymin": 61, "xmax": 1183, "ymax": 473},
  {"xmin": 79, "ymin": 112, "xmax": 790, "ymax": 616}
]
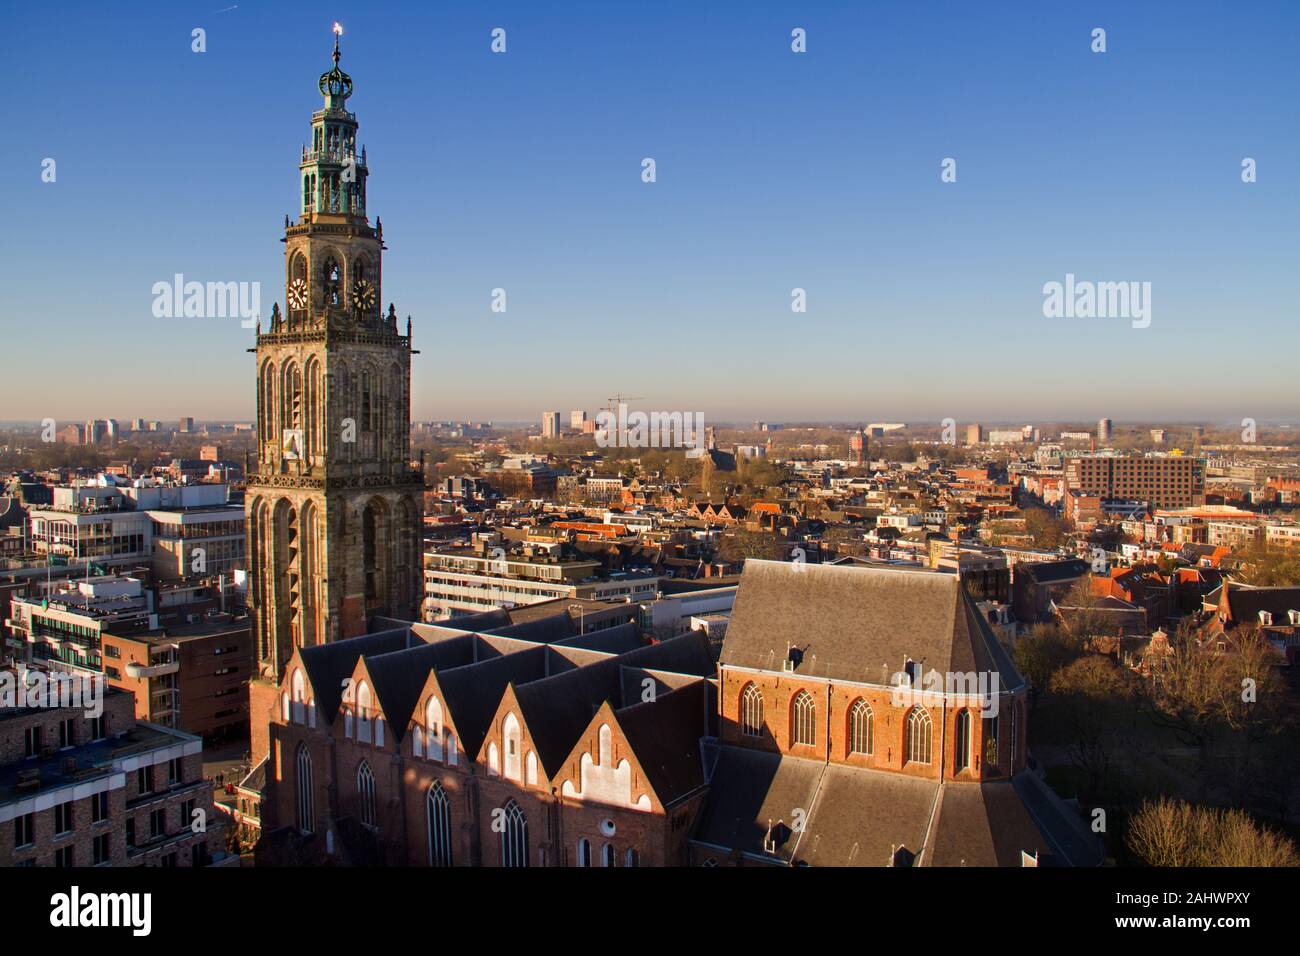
[{"xmin": 127, "ymin": 660, "xmax": 179, "ymax": 679}]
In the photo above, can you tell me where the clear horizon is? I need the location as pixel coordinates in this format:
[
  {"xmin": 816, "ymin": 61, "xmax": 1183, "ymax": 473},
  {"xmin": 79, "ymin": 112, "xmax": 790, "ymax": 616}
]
[{"xmin": 4, "ymin": 1, "xmax": 1297, "ymax": 422}]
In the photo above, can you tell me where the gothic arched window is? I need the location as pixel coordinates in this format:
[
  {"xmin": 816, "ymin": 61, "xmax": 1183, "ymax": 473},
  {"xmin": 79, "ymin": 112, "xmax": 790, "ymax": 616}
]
[
  {"xmin": 357, "ymin": 761, "xmax": 377, "ymax": 829},
  {"xmin": 955, "ymin": 709, "xmax": 972, "ymax": 773},
  {"xmin": 984, "ymin": 714, "xmax": 1000, "ymax": 770},
  {"xmin": 849, "ymin": 699, "xmax": 873, "ymax": 755},
  {"xmin": 426, "ymin": 783, "xmax": 452, "ymax": 867},
  {"xmin": 296, "ymin": 744, "xmax": 315, "ymax": 834},
  {"xmin": 576, "ymin": 838, "xmax": 591, "ymax": 868},
  {"xmin": 1011, "ymin": 701, "xmax": 1023, "ymax": 766},
  {"xmin": 425, "ymin": 696, "xmax": 444, "ymax": 761},
  {"xmin": 740, "ymin": 683, "xmax": 764, "ymax": 737},
  {"xmin": 503, "ymin": 713, "xmax": 522, "ymax": 781},
  {"xmin": 791, "ymin": 690, "xmax": 816, "ymax": 747},
  {"xmin": 906, "ymin": 707, "xmax": 933, "ymax": 765},
  {"xmin": 500, "ymin": 800, "xmax": 529, "ymax": 868}
]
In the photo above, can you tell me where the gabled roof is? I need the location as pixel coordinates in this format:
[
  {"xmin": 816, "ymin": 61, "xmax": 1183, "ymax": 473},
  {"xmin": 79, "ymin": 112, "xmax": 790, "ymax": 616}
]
[
  {"xmin": 436, "ymin": 645, "xmax": 551, "ymax": 759},
  {"xmin": 614, "ymin": 680, "xmax": 710, "ymax": 807},
  {"xmin": 361, "ymin": 636, "xmax": 478, "ymax": 739},
  {"xmin": 297, "ymin": 627, "xmax": 420, "ymax": 724},
  {"xmin": 513, "ymin": 631, "xmax": 712, "ymax": 778},
  {"xmin": 720, "ymin": 560, "xmax": 1023, "ymax": 689}
]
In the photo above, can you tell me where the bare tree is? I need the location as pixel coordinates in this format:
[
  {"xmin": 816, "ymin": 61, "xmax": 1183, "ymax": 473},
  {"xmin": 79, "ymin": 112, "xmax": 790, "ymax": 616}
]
[{"xmin": 1127, "ymin": 797, "xmax": 1299, "ymax": 867}]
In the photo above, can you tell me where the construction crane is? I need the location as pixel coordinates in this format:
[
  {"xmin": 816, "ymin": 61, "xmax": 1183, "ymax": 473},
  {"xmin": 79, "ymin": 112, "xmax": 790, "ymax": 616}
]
[{"xmin": 605, "ymin": 394, "xmax": 645, "ymax": 416}]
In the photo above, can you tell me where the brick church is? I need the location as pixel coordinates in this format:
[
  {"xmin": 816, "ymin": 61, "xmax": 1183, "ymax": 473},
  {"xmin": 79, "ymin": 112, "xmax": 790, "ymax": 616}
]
[{"xmin": 242, "ymin": 32, "xmax": 1100, "ymax": 868}]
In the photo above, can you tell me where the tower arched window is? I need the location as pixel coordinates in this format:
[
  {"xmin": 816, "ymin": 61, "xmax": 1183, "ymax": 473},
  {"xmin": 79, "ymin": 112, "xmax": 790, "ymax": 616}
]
[
  {"xmin": 905, "ymin": 707, "xmax": 933, "ymax": 765},
  {"xmin": 357, "ymin": 761, "xmax": 377, "ymax": 829},
  {"xmin": 791, "ymin": 690, "xmax": 816, "ymax": 747},
  {"xmin": 849, "ymin": 699, "xmax": 873, "ymax": 755},
  {"xmin": 295, "ymin": 744, "xmax": 315, "ymax": 834},
  {"xmin": 426, "ymin": 783, "xmax": 452, "ymax": 867},
  {"xmin": 602, "ymin": 843, "xmax": 615, "ymax": 868},
  {"xmin": 500, "ymin": 800, "xmax": 529, "ymax": 868},
  {"xmin": 740, "ymin": 683, "xmax": 764, "ymax": 737},
  {"xmin": 322, "ymin": 257, "xmax": 341, "ymax": 306},
  {"xmin": 576, "ymin": 838, "xmax": 591, "ymax": 868}
]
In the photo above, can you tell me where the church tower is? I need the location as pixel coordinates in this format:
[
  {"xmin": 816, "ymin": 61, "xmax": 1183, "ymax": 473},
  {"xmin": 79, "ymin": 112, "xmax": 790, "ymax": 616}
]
[{"xmin": 246, "ymin": 27, "xmax": 422, "ymax": 697}]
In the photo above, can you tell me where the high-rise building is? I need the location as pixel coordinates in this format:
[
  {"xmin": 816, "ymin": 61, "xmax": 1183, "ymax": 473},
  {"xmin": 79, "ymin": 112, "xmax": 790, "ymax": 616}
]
[
  {"xmin": 849, "ymin": 427, "xmax": 867, "ymax": 465},
  {"xmin": 1066, "ymin": 454, "xmax": 1206, "ymax": 509},
  {"xmin": 179, "ymin": 417, "xmax": 195, "ymax": 433},
  {"xmin": 965, "ymin": 424, "xmax": 983, "ymax": 445},
  {"xmin": 541, "ymin": 411, "xmax": 561, "ymax": 438},
  {"xmin": 569, "ymin": 410, "xmax": 587, "ymax": 429},
  {"xmin": 1097, "ymin": 418, "xmax": 1113, "ymax": 443},
  {"xmin": 245, "ymin": 31, "xmax": 422, "ymax": 761}
]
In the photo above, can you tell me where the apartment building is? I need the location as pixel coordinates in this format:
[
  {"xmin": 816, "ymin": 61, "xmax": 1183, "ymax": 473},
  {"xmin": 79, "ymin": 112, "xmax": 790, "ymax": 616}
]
[
  {"xmin": 6, "ymin": 576, "xmax": 155, "ymax": 675},
  {"xmin": 423, "ymin": 535, "xmax": 659, "ymax": 621},
  {"xmin": 0, "ymin": 669, "xmax": 228, "ymax": 867},
  {"xmin": 1066, "ymin": 454, "xmax": 1205, "ymax": 509},
  {"xmin": 101, "ymin": 615, "xmax": 252, "ymax": 740}
]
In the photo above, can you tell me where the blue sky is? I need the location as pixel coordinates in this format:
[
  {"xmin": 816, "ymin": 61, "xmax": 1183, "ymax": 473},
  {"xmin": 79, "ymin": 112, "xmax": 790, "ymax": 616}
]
[{"xmin": 3, "ymin": 1, "xmax": 1297, "ymax": 425}]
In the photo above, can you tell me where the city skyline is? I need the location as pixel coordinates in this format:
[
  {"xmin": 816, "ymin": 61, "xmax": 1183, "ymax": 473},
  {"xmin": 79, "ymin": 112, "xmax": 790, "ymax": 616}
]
[{"xmin": 5, "ymin": 1, "xmax": 1298, "ymax": 422}]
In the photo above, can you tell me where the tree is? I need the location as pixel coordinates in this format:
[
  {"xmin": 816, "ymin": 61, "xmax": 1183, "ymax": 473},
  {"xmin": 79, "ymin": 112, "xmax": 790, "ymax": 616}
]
[
  {"xmin": 715, "ymin": 529, "xmax": 785, "ymax": 565},
  {"xmin": 1023, "ymin": 507, "xmax": 1067, "ymax": 550},
  {"xmin": 1232, "ymin": 544, "xmax": 1300, "ymax": 587},
  {"xmin": 1012, "ymin": 624, "xmax": 1080, "ymax": 709},
  {"xmin": 1049, "ymin": 655, "xmax": 1140, "ymax": 799},
  {"xmin": 1126, "ymin": 798, "xmax": 1299, "ymax": 867}
]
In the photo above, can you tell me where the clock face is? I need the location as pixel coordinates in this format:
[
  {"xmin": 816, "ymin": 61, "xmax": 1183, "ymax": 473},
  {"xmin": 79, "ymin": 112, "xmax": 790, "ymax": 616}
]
[
  {"xmin": 287, "ymin": 277, "xmax": 308, "ymax": 310},
  {"xmin": 352, "ymin": 278, "xmax": 376, "ymax": 313}
]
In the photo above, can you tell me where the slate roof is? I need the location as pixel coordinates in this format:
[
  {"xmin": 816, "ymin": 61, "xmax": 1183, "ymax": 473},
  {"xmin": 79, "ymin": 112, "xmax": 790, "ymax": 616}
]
[
  {"xmin": 514, "ymin": 631, "xmax": 712, "ymax": 777},
  {"xmin": 1225, "ymin": 584, "xmax": 1300, "ymax": 624},
  {"xmin": 692, "ymin": 747, "xmax": 825, "ymax": 863},
  {"xmin": 299, "ymin": 627, "xmax": 421, "ymax": 724},
  {"xmin": 693, "ymin": 748, "xmax": 1102, "ymax": 867},
  {"xmin": 615, "ymin": 680, "xmax": 710, "ymax": 807},
  {"xmin": 1017, "ymin": 559, "xmax": 1090, "ymax": 584},
  {"xmin": 796, "ymin": 764, "xmax": 938, "ymax": 867},
  {"xmin": 719, "ymin": 560, "xmax": 1023, "ymax": 690}
]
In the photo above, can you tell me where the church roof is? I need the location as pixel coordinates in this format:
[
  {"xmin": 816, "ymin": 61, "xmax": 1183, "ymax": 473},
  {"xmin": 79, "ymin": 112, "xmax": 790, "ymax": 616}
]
[
  {"xmin": 692, "ymin": 747, "xmax": 1102, "ymax": 867},
  {"xmin": 719, "ymin": 560, "xmax": 1023, "ymax": 690}
]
